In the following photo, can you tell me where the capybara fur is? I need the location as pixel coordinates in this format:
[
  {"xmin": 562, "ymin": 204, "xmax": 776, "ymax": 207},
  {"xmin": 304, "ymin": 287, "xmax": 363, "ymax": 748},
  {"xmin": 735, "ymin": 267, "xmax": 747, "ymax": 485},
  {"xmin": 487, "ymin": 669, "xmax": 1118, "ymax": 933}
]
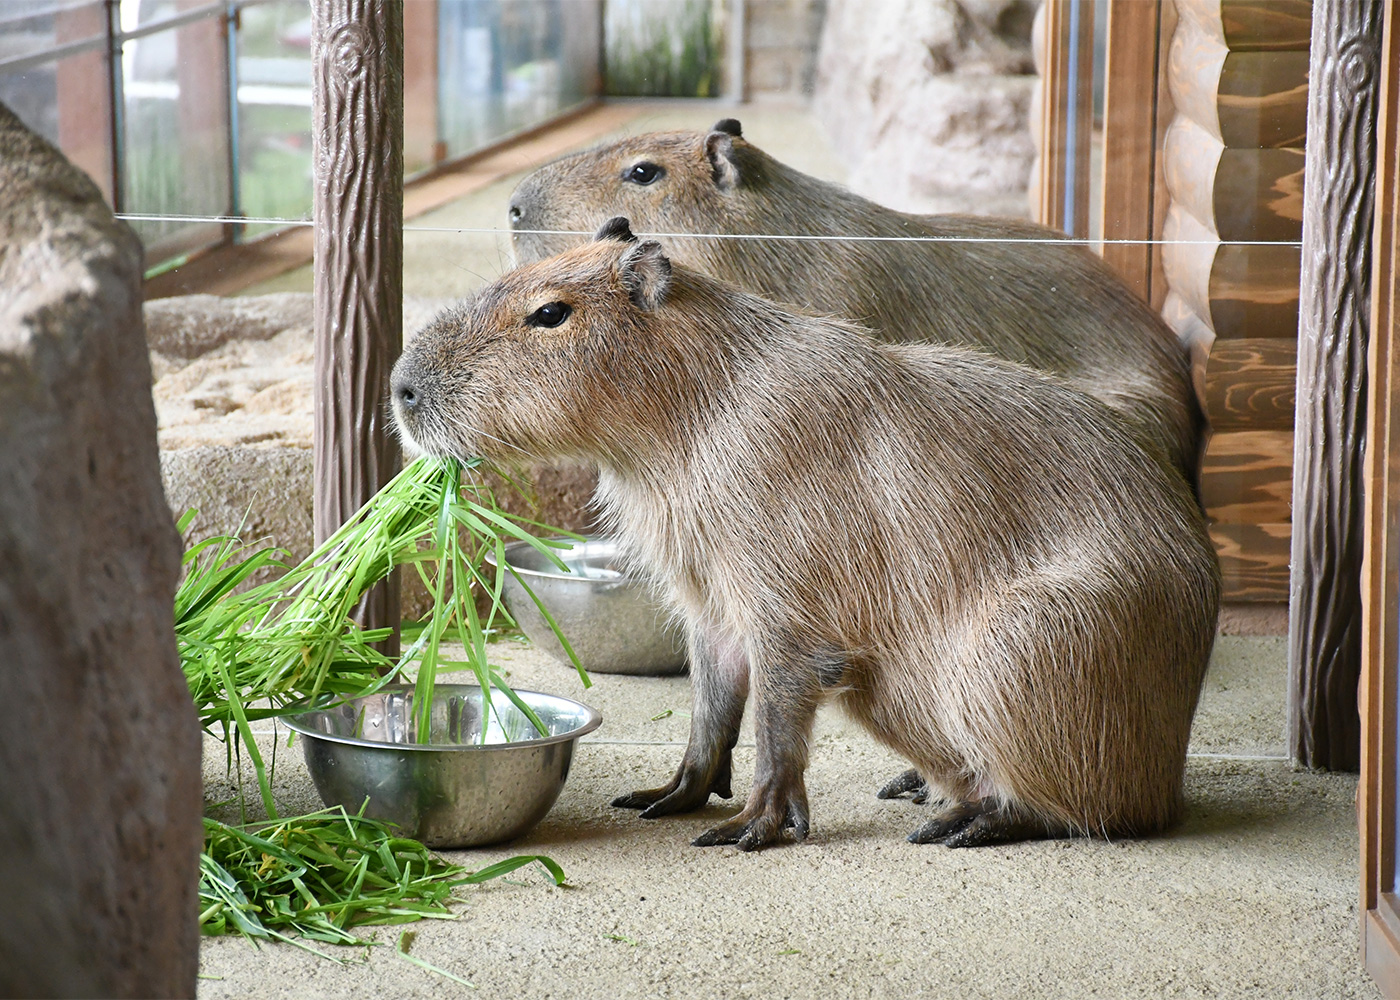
[
  {"xmin": 509, "ymin": 119, "xmax": 1202, "ymax": 484},
  {"xmin": 391, "ymin": 219, "xmax": 1221, "ymax": 851}
]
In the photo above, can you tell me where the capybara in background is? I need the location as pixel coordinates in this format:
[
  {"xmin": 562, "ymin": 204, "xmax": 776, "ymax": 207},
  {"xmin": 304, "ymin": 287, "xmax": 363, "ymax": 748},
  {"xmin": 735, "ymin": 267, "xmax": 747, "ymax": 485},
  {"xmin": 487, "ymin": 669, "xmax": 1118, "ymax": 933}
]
[
  {"xmin": 391, "ymin": 219, "xmax": 1221, "ymax": 851},
  {"xmin": 508, "ymin": 120, "xmax": 1201, "ymax": 484}
]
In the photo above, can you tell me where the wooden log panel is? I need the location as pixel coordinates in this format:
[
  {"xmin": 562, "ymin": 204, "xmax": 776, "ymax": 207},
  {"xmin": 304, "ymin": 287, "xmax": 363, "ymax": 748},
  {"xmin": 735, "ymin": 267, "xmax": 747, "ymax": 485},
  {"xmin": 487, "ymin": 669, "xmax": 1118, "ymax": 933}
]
[
  {"xmin": 1175, "ymin": 0, "xmax": 1313, "ymax": 53},
  {"xmin": 1201, "ymin": 429, "xmax": 1293, "ymax": 522},
  {"xmin": 1218, "ymin": 50, "xmax": 1310, "ymax": 147},
  {"xmin": 1169, "ymin": 12, "xmax": 1309, "ymax": 147},
  {"xmin": 1163, "ymin": 117, "xmax": 1304, "ymax": 240},
  {"xmin": 1203, "ymin": 337, "xmax": 1297, "ymax": 430},
  {"xmin": 1209, "ymin": 521, "xmax": 1292, "ymax": 601},
  {"xmin": 1209, "ymin": 242, "xmax": 1302, "ymax": 339},
  {"xmin": 1214, "ymin": 148, "xmax": 1305, "ymax": 241}
]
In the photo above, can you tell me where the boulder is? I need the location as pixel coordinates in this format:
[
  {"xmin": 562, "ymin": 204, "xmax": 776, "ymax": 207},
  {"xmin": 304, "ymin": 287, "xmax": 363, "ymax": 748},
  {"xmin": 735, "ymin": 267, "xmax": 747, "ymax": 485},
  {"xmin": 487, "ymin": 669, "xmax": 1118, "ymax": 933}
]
[
  {"xmin": 0, "ymin": 102, "xmax": 201, "ymax": 997},
  {"xmin": 812, "ymin": 0, "xmax": 1038, "ymax": 216}
]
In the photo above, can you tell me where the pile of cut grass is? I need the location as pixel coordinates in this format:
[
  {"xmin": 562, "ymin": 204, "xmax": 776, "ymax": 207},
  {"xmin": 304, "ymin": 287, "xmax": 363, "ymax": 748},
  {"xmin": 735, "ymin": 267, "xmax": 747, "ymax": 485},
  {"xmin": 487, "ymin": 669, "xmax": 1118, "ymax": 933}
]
[{"xmin": 183, "ymin": 456, "xmax": 586, "ymax": 957}]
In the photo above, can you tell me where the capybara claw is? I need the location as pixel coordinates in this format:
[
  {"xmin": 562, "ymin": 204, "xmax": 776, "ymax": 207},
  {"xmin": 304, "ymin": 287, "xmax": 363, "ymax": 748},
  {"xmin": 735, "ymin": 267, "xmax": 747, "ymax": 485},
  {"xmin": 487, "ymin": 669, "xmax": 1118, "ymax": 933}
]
[
  {"xmin": 694, "ymin": 801, "xmax": 809, "ymax": 851},
  {"xmin": 611, "ymin": 791, "xmax": 657, "ymax": 810},
  {"xmin": 877, "ymin": 768, "xmax": 928, "ymax": 801}
]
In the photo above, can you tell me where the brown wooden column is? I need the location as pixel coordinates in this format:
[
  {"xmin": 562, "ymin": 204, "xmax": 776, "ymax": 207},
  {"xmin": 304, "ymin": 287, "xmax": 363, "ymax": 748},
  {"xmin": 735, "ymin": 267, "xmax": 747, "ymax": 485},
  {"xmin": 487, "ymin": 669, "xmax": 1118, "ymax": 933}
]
[
  {"xmin": 54, "ymin": 1, "xmax": 114, "ymax": 205},
  {"xmin": 403, "ymin": 0, "xmax": 441, "ymax": 173},
  {"xmin": 1361, "ymin": 7, "xmax": 1400, "ymax": 984},
  {"xmin": 1289, "ymin": 0, "xmax": 1385, "ymax": 772},
  {"xmin": 311, "ymin": 0, "xmax": 404, "ymax": 649},
  {"xmin": 1099, "ymin": 0, "xmax": 1163, "ymax": 303},
  {"xmin": 1031, "ymin": 0, "xmax": 1094, "ymax": 238}
]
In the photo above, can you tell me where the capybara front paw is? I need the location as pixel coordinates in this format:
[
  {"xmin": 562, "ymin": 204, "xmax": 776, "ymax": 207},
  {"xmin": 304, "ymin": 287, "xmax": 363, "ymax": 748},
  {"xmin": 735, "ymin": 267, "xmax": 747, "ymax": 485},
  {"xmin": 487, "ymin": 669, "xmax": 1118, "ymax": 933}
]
[
  {"xmin": 692, "ymin": 788, "xmax": 810, "ymax": 851},
  {"xmin": 612, "ymin": 764, "xmax": 730, "ymax": 817},
  {"xmin": 877, "ymin": 768, "xmax": 929, "ymax": 802}
]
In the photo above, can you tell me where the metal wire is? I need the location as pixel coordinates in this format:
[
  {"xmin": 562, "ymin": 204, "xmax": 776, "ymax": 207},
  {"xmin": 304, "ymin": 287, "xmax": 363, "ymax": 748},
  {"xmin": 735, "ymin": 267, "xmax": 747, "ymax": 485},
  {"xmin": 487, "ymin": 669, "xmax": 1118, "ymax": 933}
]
[{"xmin": 113, "ymin": 213, "xmax": 1303, "ymax": 248}]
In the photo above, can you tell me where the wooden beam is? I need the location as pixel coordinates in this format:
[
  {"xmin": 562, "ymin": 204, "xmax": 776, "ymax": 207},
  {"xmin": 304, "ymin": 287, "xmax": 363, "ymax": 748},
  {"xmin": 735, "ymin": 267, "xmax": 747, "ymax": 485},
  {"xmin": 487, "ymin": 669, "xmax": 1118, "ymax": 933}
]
[
  {"xmin": 1034, "ymin": 0, "xmax": 1094, "ymax": 238},
  {"xmin": 1202, "ymin": 337, "xmax": 1296, "ymax": 430},
  {"xmin": 1289, "ymin": 0, "xmax": 1384, "ymax": 773},
  {"xmin": 311, "ymin": 0, "xmax": 404, "ymax": 648},
  {"xmin": 54, "ymin": 1, "xmax": 113, "ymax": 205},
  {"xmin": 1200, "ymin": 430, "xmax": 1293, "ymax": 522},
  {"xmin": 1208, "ymin": 521, "xmax": 1291, "ymax": 601},
  {"xmin": 1099, "ymin": 0, "xmax": 1161, "ymax": 301},
  {"xmin": 403, "ymin": 0, "xmax": 440, "ymax": 173},
  {"xmin": 1361, "ymin": 0, "xmax": 1400, "ymax": 979}
]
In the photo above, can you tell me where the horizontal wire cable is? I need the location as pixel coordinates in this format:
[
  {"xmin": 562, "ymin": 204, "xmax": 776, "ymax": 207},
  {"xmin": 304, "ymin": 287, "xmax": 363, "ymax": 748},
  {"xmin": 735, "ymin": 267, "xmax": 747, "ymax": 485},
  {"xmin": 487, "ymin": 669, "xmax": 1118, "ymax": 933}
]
[
  {"xmin": 238, "ymin": 728, "xmax": 1289, "ymax": 761},
  {"xmin": 114, "ymin": 213, "xmax": 1303, "ymax": 248}
]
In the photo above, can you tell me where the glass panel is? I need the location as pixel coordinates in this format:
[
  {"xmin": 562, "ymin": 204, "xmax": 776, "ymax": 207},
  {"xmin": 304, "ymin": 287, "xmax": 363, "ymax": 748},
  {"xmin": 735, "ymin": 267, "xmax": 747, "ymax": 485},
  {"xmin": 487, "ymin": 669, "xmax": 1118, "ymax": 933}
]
[
  {"xmin": 119, "ymin": 1, "xmax": 231, "ymax": 256},
  {"xmin": 438, "ymin": 0, "xmax": 600, "ymax": 160},
  {"xmin": 604, "ymin": 0, "xmax": 721, "ymax": 97},
  {"xmin": 0, "ymin": 1, "xmax": 115, "ymax": 205},
  {"xmin": 233, "ymin": 0, "xmax": 312, "ymax": 237}
]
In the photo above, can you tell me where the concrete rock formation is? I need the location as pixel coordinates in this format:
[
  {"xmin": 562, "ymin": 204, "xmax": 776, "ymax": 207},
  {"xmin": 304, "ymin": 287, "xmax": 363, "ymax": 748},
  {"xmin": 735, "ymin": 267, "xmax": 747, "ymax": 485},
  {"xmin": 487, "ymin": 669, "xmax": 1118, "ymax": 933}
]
[
  {"xmin": 813, "ymin": 0, "xmax": 1038, "ymax": 216},
  {"xmin": 0, "ymin": 102, "xmax": 201, "ymax": 996}
]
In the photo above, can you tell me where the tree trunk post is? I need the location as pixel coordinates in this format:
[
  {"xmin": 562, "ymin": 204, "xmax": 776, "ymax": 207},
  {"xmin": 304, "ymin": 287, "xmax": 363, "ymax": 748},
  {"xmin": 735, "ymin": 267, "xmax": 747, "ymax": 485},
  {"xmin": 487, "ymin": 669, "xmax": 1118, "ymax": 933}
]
[
  {"xmin": 1289, "ymin": 1, "xmax": 1385, "ymax": 771},
  {"xmin": 311, "ymin": 0, "xmax": 404, "ymax": 652}
]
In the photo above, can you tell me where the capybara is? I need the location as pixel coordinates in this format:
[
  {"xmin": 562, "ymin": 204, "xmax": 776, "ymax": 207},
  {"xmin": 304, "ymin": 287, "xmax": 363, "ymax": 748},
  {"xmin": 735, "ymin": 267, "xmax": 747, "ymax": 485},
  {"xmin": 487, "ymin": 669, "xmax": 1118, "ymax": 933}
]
[
  {"xmin": 391, "ymin": 218, "xmax": 1221, "ymax": 851},
  {"xmin": 508, "ymin": 119, "xmax": 1201, "ymax": 483}
]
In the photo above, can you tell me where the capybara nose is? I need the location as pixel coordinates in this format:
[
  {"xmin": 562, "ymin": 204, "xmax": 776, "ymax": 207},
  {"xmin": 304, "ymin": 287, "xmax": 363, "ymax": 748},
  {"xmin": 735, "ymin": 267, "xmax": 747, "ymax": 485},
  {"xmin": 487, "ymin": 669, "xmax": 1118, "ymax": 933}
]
[
  {"xmin": 508, "ymin": 202, "xmax": 523, "ymax": 225},
  {"xmin": 394, "ymin": 377, "xmax": 420, "ymax": 411}
]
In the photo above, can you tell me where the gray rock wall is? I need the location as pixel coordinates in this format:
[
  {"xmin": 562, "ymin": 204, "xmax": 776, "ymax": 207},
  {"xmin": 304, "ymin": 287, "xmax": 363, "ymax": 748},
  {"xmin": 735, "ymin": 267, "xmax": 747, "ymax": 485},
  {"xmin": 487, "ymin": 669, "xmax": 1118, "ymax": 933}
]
[
  {"xmin": 0, "ymin": 103, "xmax": 201, "ymax": 996},
  {"xmin": 812, "ymin": 0, "xmax": 1038, "ymax": 216}
]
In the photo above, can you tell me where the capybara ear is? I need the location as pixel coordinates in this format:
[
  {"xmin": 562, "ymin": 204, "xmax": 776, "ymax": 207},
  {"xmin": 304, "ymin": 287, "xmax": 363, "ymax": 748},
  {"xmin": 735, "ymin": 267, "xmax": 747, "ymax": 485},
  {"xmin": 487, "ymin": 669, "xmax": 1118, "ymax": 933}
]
[
  {"xmin": 705, "ymin": 131, "xmax": 741, "ymax": 190},
  {"xmin": 619, "ymin": 239, "xmax": 672, "ymax": 310},
  {"xmin": 711, "ymin": 118, "xmax": 743, "ymax": 138},
  {"xmin": 594, "ymin": 216, "xmax": 638, "ymax": 243}
]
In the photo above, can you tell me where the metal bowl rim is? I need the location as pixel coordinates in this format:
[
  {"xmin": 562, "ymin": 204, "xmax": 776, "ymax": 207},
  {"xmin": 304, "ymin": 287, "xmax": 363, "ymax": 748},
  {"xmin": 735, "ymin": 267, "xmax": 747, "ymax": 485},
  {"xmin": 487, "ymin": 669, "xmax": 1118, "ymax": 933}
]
[
  {"xmin": 281, "ymin": 683, "xmax": 602, "ymax": 753},
  {"xmin": 483, "ymin": 535, "xmax": 628, "ymax": 582}
]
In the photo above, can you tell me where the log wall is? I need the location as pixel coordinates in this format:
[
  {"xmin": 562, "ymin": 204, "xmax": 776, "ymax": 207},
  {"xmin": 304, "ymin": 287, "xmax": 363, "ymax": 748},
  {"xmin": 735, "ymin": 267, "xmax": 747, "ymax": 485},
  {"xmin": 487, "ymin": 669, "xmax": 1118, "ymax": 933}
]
[{"xmin": 1160, "ymin": 0, "xmax": 1312, "ymax": 601}]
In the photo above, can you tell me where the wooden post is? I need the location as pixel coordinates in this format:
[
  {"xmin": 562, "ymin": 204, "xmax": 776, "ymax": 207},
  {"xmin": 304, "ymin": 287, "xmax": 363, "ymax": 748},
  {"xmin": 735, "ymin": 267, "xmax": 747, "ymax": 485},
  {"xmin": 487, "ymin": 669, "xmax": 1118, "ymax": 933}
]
[
  {"xmin": 1361, "ymin": 7, "xmax": 1400, "ymax": 984},
  {"xmin": 311, "ymin": 0, "xmax": 404, "ymax": 651},
  {"xmin": 54, "ymin": 1, "xmax": 113, "ymax": 205},
  {"xmin": 403, "ymin": 0, "xmax": 440, "ymax": 173},
  {"xmin": 1033, "ymin": 0, "xmax": 1094, "ymax": 238},
  {"xmin": 1099, "ymin": 0, "xmax": 1162, "ymax": 302},
  {"xmin": 1289, "ymin": 0, "xmax": 1385, "ymax": 772}
]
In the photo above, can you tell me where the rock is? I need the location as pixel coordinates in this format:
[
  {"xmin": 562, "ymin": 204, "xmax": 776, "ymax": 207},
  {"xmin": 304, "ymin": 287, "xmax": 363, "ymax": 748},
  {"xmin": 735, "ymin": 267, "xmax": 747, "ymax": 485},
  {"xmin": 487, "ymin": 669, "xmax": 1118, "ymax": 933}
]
[
  {"xmin": 812, "ymin": 0, "xmax": 1038, "ymax": 216},
  {"xmin": 0, "ymin": 102, "xmax": 201, "ymax": 997}
]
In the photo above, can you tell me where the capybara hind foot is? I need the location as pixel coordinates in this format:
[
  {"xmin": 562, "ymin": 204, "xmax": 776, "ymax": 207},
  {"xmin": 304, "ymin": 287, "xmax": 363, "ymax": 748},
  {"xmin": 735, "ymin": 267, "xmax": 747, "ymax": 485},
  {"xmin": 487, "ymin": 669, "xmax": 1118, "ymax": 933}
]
[
  {"xmin": 906, "ymin": 800, "xmax": 989, "ymax": 843},
  {"xmin": 910, "ymin": 801, "xmax": 1072, "ymax": 848},
  {"xmin": 612, "ymin": 753, "xmax": 734, "ymax": 817},
  {"xmin": 877, "ymin": 768, "xmax": 930, "ymax": 803},
  {"xmin": 693, "ymin": 783, "xmax": 811, "ymax": 852}
]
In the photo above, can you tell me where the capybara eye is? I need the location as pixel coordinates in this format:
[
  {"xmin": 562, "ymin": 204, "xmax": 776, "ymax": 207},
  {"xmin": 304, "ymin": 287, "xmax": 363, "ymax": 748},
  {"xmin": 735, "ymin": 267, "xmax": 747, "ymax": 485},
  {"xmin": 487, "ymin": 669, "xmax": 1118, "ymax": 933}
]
[
  {"xmin": 526, "ymin": 301, "xmax": 572, "ymax": 328},
  {"xmin": 625, "ymin": 162, "xmax": 664, "ymax": 186}
]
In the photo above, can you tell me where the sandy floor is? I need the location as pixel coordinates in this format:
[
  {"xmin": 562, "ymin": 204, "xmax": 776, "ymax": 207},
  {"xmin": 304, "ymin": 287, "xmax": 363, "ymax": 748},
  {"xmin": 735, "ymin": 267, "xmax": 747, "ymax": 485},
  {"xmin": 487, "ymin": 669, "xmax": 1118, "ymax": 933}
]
[{"xmin": 197, "ymin": 632, "xmax": 1377, "ymax": 999}]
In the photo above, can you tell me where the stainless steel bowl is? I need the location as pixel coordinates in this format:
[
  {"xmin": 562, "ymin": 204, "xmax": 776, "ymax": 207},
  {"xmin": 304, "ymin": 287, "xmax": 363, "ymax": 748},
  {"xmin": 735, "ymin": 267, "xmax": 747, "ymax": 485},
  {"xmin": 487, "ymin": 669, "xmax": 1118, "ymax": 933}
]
[
  {"xmin": 488, "ymin": 536, "xmax": 687, "ymax": 676},
  {"xmin": 284, "ymin": 684, "xmax": 601, "ymax": 848}
]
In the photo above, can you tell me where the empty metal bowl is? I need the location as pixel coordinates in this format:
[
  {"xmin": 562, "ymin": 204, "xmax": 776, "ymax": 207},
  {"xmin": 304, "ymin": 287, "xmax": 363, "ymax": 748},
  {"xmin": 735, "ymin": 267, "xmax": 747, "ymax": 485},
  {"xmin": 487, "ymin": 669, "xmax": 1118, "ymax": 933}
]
[
  {"xmin": 488, "ymin": 536, "xmax": 687, "ymax": 676},
  {"xmin": 284, "ymin": 684, "xmax": 601, "ymax": 848}
]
